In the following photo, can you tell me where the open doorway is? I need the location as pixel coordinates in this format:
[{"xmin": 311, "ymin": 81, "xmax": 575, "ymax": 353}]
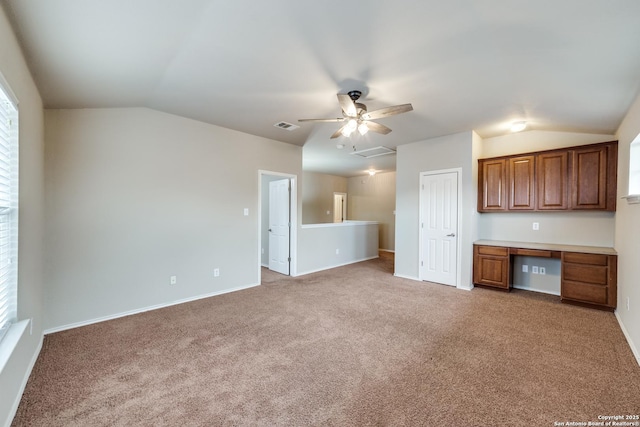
[
  {"xmin": 333, "ymin": 192, "xmax": 347, "ymax": 222},
  {"xmin": 258, "ymin": 171, "xmax": 297, "ymax": 281}
]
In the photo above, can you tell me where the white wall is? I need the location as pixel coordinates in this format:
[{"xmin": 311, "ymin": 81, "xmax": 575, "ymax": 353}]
[
  {"xmin": 395, "ymin": 131, "xmax": 479, "ymax": 289},
  {"xmin": 614, "ymin": 91, "xmax": 640, "ymax": 364},
  {"xmin": 0, "ymin": 5, "xmax": 46, "ymax": 426},
  {"xmin": 347, "ymin": 171, "xmax": 396, "ymax": 251},
  {"xmin": 297, "ymin": 222, "xmax": 379, "ymax": 275},
  {"xmin": 44, "ymin": 108, "xmax": 302, "ymax": 331}
]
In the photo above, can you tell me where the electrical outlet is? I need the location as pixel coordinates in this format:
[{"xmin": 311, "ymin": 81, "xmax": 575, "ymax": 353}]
[
  {"xmin": 539, "ymin": 267, "xmax": 546, "ymax": 275},
  {"xmin": 532, "ymin": 266, "xmax": 539, "ymax": 274},
  {"xmin": 170, "ymin": 275, "xmax": 177, "ymax": 285},
  {"xmin": 214, "ymin": 268, "xmax": 220, "ymax": 277},
  {"xmin": 336, "ymin": 248, "xmax": 340, "ymax": 255},
  {"xmin": 532, "ymin": 222, "xmax": 539, "ymax": 230},
  {"xmin": 522, "ymin": 265, "xmax": 528, "ymax": 273}
]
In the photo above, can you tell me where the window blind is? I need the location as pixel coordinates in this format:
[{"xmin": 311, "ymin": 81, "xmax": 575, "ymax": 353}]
[{"xmin": 0, "ymin": 80, "xmax": 18, "ymax": 344}]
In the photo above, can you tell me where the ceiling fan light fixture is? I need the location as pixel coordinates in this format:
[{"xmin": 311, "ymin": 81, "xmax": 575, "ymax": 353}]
[
  {"xmin": 358, "ymin": 122, "xmax": 369, "ymax": 135},
  {"xmin": 511, "ymin": 121, "xmax": 527, "ymax": 132}
]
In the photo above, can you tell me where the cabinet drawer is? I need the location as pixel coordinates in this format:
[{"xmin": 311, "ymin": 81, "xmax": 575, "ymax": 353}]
[
  {"xmin": 562, "ymin": 263, "xmax": 608, "ymax": 285},
  {"xmin": 562, "ymin": 281, "xmax": 608, "ymax": 305},
  {"xmin": 476, "ymin": 245, "xmax": 508, "ymax": 257},
  {"xmin": 562, "ymin": 252, "xmax": 608, "ymax": 266},
  {"xmin": 510, "ymin": 248, "xmax": 552, "ymax": 258}
]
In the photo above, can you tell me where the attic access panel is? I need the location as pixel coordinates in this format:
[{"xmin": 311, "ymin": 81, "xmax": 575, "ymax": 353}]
[{"xmin": 350, "ymin": 146, "xmax": 396, "ymax": 158}]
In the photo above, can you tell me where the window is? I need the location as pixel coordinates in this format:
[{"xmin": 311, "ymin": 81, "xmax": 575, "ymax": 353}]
[
  {"xmin": 629, "ymin": 134, "xmax": 640, "ymax": 195},
  {"xmin": 0, "ymin": 75, "xmax": 18, "ymax": 343}
]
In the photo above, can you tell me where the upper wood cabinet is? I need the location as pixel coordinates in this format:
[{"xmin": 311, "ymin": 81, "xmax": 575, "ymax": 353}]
[
  {"xmin": 508, "ymin": 155, "xmax": 535, "ymax": 210},
  {"xmin": 570, "ymin": 143, "xmax": 617, "ymax": 211},
  {"xmin": 478, "ymin": 141, "xmax": 617, "ymax": 213},
  {"xmin": 478, "ymin": 158, "xmax": 507, "ymax": 211},
  {"xmin": 537, "ymin": 151, "xmax": 569, "ymax": 210}
]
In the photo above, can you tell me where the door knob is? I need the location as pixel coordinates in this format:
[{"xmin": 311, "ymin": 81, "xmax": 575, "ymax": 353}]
[
  {"xmin": 268, "ymin": 228, "xmax": 272, "ymax": 232},
  {"xmin": 446, "ymin": 233, "xmax": 456, "ymax": 237}
]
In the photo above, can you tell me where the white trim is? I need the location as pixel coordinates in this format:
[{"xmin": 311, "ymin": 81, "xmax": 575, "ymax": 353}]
[
  {"xmin": 512, "ymin": 284, "xmax": 561, "ymax": 296},
  {"xmin": 3, "ymin": 334, "xmax": 42, "ymax": 427},
  {"xmin": 301, "ymin": 221, "xmax": 378, "ymax": 229},
  {"xmin": 44, "ymin": 283, "xmax": 260, "ymax": 335},
  {"xmin": 418, "ymin": 168, "xmax": 463, "ymax": 288},
  {"xmin": 615, "ymin": 311, "xmax": 640, "ymax": 367},
  {"xmin": 0, "ymin": 71, "xmax": 19, "ymax": 109},
  {"xmin": 0, "ymin": 319, "xmax": 28, "ymax": 375},
  {"xmin": 393, "ymin": 273, "xmax": 421, "ymax": 281},
  {"xmin": 294, "ymin": 255, "xmax": 378, "ymax": 277}
]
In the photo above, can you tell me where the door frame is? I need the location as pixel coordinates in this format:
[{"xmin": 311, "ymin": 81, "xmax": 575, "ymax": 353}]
[
  {"xmin": 418, "ymin": 168, "xmax": 463, "ymax": 288},
  {"xmin": 258, "ymin": 170, "xmax": 297, "ymax": 281},
  {"xmin": 333, "ymin": 192, "xmax": 347, "ymax": 222}
]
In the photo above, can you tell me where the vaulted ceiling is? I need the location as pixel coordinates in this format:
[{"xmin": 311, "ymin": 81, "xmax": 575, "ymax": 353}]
[{"xmin": 4, "ymin": 0, "xmax": 640, "ymax": 176}]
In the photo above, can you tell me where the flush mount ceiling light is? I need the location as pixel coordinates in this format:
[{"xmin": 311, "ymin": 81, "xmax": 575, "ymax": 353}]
[
  {"xmin": 368, "ymin": 169, "xmax": 376, "ymax": 176},
  {"xmin": 510, "ymin": 121, "xmax": 527, "ymax": 132}
]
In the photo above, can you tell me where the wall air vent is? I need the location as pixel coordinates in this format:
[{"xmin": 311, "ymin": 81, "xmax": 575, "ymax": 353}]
[
  {"xmin": 274, "ymin": 121, "xmax": 300, "ymax": 131},
  {"xmin": 350, "ymin": 146, "xmax": 396, "ymax": 158}
]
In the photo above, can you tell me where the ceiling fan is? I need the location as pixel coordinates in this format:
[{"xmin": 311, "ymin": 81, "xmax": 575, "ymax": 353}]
[{"xmin": 299, "ymin": 90, "xmax": 413, "ymax": 139}]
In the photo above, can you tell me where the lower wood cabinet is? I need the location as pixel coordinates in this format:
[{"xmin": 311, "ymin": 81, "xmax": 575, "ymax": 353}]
[
  {"xmin": 472, "ymin": 243, "xmax": 617, "ymax": 310},
  {"xmin": 473, "ymin": 245, "xmax": 510, "ymax": 290},
  {"xmin": 561, "ymin": 252, "xmax": 617, "ymax": 310}
]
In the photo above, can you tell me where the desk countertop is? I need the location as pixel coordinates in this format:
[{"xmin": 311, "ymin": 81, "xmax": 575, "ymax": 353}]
[{"xmin": 474, "ymin": 240, "xmax": 617, "ymax": 256}]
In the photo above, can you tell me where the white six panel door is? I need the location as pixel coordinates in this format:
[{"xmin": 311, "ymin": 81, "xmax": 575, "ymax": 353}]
[
  {"xmin": 420, "ymin": 171, "xmax": 458, "ymax": 286},
  {"xmin": 269, "ymin": 179, "xmax": 290, "ymax": 275}
]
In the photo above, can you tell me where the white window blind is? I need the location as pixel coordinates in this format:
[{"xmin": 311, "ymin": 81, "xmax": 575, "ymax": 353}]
[{"xmin": 0, "ymin": 78, "xmax": 18, "ymax": 344}]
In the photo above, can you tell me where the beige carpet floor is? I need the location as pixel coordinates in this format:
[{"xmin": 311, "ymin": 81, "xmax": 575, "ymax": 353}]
[{"xmin": 12, "ymin": 253, "xmax": 640, "ymax": 426}]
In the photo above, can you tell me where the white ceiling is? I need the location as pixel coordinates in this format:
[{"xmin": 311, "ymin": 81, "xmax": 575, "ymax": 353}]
[{"xmin": 4, "ymin": 0, "xmax": 640, "ymax": 177}]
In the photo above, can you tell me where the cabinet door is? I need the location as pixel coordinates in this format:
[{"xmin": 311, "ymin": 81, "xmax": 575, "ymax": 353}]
[
  {"xmin": 478, "ymin": 158, "xmax": 507, "ymax": 212},
  {"xmin": 570, "ymin": 145, "xmax": 607, "ymax": 210},
  {"xmin": 537, "ymin": 151, "xmax": 568, "ymax": 210},
  {"xmin": 473, "ymin": 245, "xmax": 510, "ymax": 289},
  {"xmin": 509, "ymin": 155, "xmax": 535, "ymax": 210}
]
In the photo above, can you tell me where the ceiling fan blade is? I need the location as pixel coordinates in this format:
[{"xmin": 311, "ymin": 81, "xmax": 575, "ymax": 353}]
[
  {"xmin": 362, "ymin": 103, "xmax": 413, "ymax": 120},
  {"xmin": 337, "ymin": 94, "xmax": 357, "ymax": 117},
  {"xmin": 298, "ymin": 118, "xmax": 345, "ymax": 123},
  {"xmin": 365, "ymin": 121, "xmax": 392, "ymax": 135},
  {"xmin": 330, "ymin": 124, "xmax": 347, "ymax": 139}
]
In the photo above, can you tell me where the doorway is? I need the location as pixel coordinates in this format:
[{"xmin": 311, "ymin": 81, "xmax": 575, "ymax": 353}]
[
  {"xmin": 333, "ymin": 192, "xmax": 347, "ymax": 222},
  {"xmin": 259, "ymin": 171, "xmax": 297, "ymax": 280},
  {"xmin": 419, "ymin": 169, "xmax": 461, "ymax": 287}
]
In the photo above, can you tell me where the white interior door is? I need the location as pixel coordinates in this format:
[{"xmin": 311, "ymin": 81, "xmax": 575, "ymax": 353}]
[
  {"xmin": 333, "ymin": 193, "xmax": 346, "ymax": 222},
  {"xmin": 269, "ymin": 179, "xmax": 290, "ymax": 275},
  {"xmin": 420, "ymin": 171, "xmax": 458, "ymax": 286}
]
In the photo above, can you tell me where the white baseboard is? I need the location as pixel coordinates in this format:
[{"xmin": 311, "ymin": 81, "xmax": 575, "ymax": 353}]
[
  {"xmin": 615, "ymin": 311, "xmax": 640, "ymax": 367},
  {"xmin": 294, "ymin": 255, "xmax": 379, "ymax": 277},
  {"xmin": 393, "ymin": 273, "xmax": 421, "ymax": 281},
  {"xmin": 4, "ymin": 334, "xmax": 43, "ymax": 427},
  {"xmin": 44, "ymin": 283, "xmax": 261, "ymax": 335},
  {"xmin": 512, "ymin": 284, "xmax": 561, "ymax": 296}
]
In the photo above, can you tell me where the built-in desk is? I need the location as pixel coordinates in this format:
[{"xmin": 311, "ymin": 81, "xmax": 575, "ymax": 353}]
[{"xmin": 473, "ymin": 240, "xmax": 617, "ymax": 311}]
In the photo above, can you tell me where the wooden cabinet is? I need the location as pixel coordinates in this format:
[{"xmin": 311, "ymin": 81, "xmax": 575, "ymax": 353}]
[
  {"xmin": 473, "ymin": 245, "xmax": 510, "ymax": 290},
  {"xmin": 473, "ymin": 242, "xmax": 617, "ymax": 311},
  {"xmin": 570, "ymin": 144, "xmax": 617, "ymax": 211},
  {"xmin": 477, "ymin": 141, "xmax": 617, "ymax": 212},
  {"xmin": 561, "ymin": 252, "xmax": 617, "ymax": 310},
  {"xmin": 508, "ymin": 156, "xmax": 535, "ymax": 210},
  {"xmin": 537, "ymin": 151, "xmax": 568, "ymax": 210},
  {"xmin": 478, "ymin": 158, "xmax": 507, "ymax": 211}
]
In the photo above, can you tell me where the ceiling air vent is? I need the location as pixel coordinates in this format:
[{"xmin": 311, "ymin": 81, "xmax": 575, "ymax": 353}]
[
  {"xmin": 350, "ymin": 146, "xmax": 396, "ymax": 158},
  {"xmin": 274, "ymin": 121, "xmax": 299, "ymax": 131}
]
